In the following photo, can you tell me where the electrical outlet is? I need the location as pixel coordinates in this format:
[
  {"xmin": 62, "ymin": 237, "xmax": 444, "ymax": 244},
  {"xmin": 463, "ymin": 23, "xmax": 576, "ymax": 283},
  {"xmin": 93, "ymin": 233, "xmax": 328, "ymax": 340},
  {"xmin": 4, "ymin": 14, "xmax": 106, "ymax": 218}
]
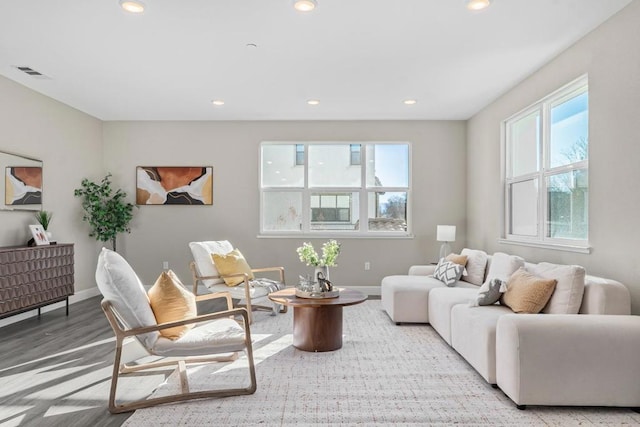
[
  {"xmin": 162, "ymin": 261, "xmax": 169, "ymax": 270},
  {"xmin": 364, "ymin": 261, "xmax": 370, "ymax": 271}
]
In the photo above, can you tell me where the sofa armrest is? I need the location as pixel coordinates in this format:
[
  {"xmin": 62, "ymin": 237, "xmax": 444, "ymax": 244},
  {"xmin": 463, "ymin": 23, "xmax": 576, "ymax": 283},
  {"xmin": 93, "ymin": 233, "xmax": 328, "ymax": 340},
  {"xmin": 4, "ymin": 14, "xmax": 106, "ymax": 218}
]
[
  {"xmin": 496, "ymin": 314, "xmax": 640, "ymax": 407},
  {"xmin": 408, "ymin": 265, "xmax": 436, "ymax": 276},
  {"xmin": 580, "ymin": 275, "xmax": 631, "ymax": 314}
]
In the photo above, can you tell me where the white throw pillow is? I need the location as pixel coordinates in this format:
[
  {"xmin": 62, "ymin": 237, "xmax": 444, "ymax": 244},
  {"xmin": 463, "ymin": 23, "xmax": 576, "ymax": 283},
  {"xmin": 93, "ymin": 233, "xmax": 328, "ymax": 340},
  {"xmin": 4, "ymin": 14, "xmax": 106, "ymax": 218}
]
[
  {"xmin": 95, "ymin": 247, "xmax": 159, "ymax": 349},
  {"xmin": 483, "ymin": 252, "xmax": 525, "ymax": 286},
  {"xmin": 189, "ymin": 240, "xmax": 234, "ymax": 287},
  {"xmin": 460, "ymin": 248, "xmax": 488, "ymax": 286},
  {"xmin": 530, "ymin": 262, "xmax": 586, "ymax": 314}
]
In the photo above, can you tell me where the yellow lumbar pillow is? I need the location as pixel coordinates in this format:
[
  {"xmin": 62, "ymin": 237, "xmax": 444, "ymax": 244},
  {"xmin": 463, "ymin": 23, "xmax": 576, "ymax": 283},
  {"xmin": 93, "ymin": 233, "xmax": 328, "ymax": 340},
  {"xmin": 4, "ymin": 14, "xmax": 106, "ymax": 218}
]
[
  {"xmin": 211, "ymin": 249, "xmax": 255, "ymax": 287},
  {"xmin": 148, "ymin": 270, "xmax": 197, "ymax": 340}
]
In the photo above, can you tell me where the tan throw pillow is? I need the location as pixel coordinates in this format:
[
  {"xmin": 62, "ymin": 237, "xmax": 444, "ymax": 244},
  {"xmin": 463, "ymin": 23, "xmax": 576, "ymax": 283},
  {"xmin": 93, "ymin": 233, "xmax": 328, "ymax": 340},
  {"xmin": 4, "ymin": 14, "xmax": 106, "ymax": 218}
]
[
  {"xmin": 147, "ymin": 270, "xmax": 197, "ymax": 340},
  {"xmin": 445, "ymin": 253, "xmax": 468, "ymax": 266},
  {"xmin": 501, "ymin": 268, "xmax": 557, "ymax": 314},
  {"xmin": 211, "ymin": 249, "xmax": 255, "ymax": 287}
]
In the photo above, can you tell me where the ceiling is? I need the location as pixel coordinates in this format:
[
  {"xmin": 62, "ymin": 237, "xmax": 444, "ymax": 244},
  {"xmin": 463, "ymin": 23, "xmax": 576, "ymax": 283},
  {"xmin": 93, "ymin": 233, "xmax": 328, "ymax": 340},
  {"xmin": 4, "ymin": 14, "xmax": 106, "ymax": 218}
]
[{"xmin": 0, "ymin": 0, "xmax": 632, "ymax": 121}]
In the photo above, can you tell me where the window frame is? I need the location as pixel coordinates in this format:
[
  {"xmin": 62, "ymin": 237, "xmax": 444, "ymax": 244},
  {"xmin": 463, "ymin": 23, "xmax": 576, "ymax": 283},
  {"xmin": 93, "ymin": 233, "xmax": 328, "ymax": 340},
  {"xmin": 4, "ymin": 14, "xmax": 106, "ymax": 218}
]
[
  {"xmin": 260, "ymin": 141, "xmax": 412, "ymax": 238},
  {"xmin": 502, "ymin": 75, "xmax": 589, "ymax": 252}
]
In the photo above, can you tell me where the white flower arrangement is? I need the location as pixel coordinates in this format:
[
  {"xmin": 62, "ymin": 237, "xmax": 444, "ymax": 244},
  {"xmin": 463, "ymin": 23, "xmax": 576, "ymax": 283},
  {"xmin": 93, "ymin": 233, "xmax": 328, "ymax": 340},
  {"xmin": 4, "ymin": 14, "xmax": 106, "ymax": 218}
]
[{"xmin": 296, "ymin": 240, "xmax": 341, "ymax": 267}]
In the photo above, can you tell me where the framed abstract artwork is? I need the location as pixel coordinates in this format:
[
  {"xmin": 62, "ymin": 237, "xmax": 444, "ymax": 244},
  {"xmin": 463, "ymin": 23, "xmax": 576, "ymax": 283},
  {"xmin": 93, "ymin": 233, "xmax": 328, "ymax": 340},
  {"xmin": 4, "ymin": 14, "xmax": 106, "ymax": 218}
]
[
  {"xmin": 5, "ymin": 166, "xmax": 43, "ymax": 206},
  {"xmin": 136, "ymin": 166, "xmax": 213, "ymax": 205}
]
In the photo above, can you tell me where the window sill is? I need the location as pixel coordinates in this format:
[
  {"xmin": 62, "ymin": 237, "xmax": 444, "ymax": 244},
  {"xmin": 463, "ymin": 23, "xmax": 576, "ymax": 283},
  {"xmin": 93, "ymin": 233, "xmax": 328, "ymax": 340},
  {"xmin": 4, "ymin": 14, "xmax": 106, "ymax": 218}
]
[
  {"xmin": 497, "ymin": 238, "xmax": 591, "ymax": 254},
  {"xmin": 258, "ymin": 233, "xmax": 414, "ymax": 240}
]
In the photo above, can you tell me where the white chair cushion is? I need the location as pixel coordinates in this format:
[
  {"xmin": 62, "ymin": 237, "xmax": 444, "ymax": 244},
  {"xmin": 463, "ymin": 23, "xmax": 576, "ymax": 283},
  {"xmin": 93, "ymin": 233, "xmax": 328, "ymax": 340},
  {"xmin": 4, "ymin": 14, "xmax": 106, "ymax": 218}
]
[
  {"xmin": 151, "ymin": 317, "xmax": 246, "ymax": 357},
  {"xmin": 189, "ymin": 240, "xmax": 234, "ymax": 287},
  {"xmin": 95, "ymin": 248, "xmax": 159, "ymax": 349},
  {"xmin": 531, "ymin": 262, "xmax": 586, "ymax": 314}
]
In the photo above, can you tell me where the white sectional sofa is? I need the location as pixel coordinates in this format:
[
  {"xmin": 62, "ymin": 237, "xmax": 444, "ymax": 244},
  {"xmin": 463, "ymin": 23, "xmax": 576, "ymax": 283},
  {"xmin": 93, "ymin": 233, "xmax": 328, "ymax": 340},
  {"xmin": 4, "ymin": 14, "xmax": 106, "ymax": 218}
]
[{"xmin": 381, "ymin": 249, "xmax": 637, "ymax": 409}]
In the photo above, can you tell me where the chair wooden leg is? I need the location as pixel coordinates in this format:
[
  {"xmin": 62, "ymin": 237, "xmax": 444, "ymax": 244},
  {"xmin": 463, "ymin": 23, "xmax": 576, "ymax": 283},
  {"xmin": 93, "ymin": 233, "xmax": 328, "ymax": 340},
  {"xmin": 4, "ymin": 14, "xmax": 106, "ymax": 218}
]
[{"xmin": 178, "ymin": 360, "xmax": 189, "ymax": 394}]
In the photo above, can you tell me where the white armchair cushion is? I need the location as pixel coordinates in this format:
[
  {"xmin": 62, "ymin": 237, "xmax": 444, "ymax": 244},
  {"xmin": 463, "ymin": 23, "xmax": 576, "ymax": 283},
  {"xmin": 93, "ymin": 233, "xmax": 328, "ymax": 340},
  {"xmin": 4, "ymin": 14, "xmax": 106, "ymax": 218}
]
[
  {"xmin": 189, "ymin": 240, "xmax": 234, "ymax": 287},
  {"xmin": 152, "ymin": 317, "xmax": 247, "ymax": 357},
  {"xmin": 95, "ymin": 248, "xmax": 159, "ymax": 349},
  {"xmin": 530, "ymin": 262, "xmax": 586, "ymax": 314}
]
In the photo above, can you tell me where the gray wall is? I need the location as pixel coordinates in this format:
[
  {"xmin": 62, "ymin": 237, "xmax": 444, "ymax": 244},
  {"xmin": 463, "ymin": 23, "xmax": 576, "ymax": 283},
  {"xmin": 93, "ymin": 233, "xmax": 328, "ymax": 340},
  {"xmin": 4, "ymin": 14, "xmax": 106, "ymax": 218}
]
[
  {"xmin": 102, "ymin": 121, "xmax": 467, "ymax": 289},
  {"xmin": 467, "ymin": 1, "xmax": 640, "ymax": 312},
  {"xmin": 0, "ymin": 75, "xmax": 104, "ymax": 294}
]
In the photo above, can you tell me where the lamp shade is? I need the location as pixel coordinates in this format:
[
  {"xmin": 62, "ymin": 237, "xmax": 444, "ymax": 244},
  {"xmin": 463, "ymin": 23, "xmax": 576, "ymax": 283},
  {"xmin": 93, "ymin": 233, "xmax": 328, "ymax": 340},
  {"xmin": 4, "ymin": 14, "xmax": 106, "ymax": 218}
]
[{"xmin": 437, "ymin": 225, "xmax": 456, "ymax": 242}]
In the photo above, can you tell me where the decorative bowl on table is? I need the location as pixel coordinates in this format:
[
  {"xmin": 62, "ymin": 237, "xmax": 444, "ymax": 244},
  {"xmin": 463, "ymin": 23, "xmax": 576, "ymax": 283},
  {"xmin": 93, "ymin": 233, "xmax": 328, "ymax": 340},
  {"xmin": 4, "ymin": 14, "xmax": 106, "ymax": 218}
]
[{"xmin": 294, "ymin": 288, "xmax": 340, "ymax": 299}]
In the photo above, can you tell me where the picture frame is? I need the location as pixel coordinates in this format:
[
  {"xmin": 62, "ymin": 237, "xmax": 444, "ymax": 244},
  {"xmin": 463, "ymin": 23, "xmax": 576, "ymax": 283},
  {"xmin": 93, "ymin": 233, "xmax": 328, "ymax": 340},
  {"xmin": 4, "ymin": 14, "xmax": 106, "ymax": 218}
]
[
  {"xmin": 29, "ymin": 224, "xmax": 50, "ymax": 246},
  {"xmin": 136, "ymin": 166, "xmax": 213, "ymax": 205}
]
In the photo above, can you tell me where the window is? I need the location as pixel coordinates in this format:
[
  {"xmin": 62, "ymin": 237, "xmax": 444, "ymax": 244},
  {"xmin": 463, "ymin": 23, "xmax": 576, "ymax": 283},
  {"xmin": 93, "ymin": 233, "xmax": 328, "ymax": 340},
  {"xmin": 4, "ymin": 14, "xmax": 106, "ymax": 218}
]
[
  {"xmin": 261, "ymin": 142, "xmax": 410, "ymax": 236},
  {"xmin": 503, "ymin": 75, "xmax": 588, "ymax": 249},
  {"xmin": 295, "ymin": 144, "xmax": 304, "ymax": 166}
]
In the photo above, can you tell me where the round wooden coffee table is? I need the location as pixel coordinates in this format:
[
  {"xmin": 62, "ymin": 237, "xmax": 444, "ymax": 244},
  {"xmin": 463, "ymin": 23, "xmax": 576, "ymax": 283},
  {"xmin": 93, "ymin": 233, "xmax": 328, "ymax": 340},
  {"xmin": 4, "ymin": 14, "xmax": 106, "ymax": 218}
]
[{"xmin": 268, "ymin": 287, "xmax": 367, "ymax": 352}]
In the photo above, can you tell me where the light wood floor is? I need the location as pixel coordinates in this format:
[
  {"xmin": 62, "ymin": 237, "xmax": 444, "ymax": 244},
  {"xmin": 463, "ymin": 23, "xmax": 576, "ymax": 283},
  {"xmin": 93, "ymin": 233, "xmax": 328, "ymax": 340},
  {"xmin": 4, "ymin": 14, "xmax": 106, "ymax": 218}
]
[
  {"xmin": 0, "ymin": 297, "xmax": 137, "ymax": 427},
  {"xmin": 0, "ymin": 294, "xmax": 381, "ymax": 426}
]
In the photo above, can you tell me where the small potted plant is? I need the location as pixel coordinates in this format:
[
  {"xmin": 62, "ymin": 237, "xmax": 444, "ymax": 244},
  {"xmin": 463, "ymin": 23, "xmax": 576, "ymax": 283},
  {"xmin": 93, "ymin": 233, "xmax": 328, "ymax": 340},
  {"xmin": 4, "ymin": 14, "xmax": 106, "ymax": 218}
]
[{"xmin": 35, "ymin": 210, "xmax": 53, "ymax": 240}]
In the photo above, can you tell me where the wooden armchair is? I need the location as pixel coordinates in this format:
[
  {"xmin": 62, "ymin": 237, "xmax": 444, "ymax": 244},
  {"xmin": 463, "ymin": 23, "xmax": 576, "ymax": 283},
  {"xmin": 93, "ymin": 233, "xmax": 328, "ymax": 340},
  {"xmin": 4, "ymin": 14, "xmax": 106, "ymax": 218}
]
[
  {"xmin": 96, "ymin": 248, "xmax": 256, "ymax": 413},
  {"xmin": 189, "ymin": 241, "xmax": 287, "ymax": 324}
]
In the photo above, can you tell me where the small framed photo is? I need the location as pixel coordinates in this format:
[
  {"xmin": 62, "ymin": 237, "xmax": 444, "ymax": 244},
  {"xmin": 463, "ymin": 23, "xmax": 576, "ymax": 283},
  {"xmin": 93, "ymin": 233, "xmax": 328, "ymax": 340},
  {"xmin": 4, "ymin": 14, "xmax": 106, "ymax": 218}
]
[{"xmin": 29, "ymin": 224, "xmax": 50, "ymax": 245}]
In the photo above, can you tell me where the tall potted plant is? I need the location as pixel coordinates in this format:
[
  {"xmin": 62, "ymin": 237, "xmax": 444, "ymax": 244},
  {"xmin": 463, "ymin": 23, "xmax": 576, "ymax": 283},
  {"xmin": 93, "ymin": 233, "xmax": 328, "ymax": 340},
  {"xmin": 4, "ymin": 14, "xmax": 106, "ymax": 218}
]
[{"xmin": 74, "ymin": 174, "xmax": 135, "ymax": 252}]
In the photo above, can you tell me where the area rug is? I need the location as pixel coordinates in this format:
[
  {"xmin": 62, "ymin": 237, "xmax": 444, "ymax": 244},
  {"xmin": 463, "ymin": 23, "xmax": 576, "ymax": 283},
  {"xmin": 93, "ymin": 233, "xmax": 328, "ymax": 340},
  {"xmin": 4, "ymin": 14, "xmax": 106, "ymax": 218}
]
[{"xmin": 123, "ymin": 301, "xmax": 640, "ymax": 426}]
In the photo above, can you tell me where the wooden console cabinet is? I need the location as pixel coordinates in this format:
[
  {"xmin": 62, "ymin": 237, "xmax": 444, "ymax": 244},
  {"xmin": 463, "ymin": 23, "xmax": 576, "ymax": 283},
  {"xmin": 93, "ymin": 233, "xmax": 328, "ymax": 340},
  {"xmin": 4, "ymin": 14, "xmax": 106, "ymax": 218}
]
[{"xmin": 0, "ymin": 244, "xmax": 74, "ymax": 319}]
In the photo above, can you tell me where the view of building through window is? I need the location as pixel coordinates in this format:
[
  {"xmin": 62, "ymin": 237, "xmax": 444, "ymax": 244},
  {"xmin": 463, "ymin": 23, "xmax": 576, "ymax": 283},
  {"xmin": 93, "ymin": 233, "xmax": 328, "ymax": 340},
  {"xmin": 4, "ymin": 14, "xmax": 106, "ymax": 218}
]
[
  {"xmin": 504, "ymin": 76, "xmax": 588, "ymax": 246},
  {"xmin": 261, "ymin": 142, "xmax": 410, "ymax": 235}
]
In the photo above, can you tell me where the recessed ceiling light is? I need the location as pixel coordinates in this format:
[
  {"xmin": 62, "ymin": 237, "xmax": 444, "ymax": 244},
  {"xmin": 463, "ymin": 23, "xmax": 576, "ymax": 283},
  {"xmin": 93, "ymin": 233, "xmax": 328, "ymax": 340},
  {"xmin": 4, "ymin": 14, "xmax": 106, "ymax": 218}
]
[
  {"xmin": 307, "ymin": 99, "xmax": 320, "ymax": 105},
  {"xmin": 466, "ymin": 0, "xmax": 491, "ymax": 11},
  {"xmin": 119, "ymin": 0, "xmax": 145, "ymax": 13},
  {"xmin": 294, "ymin": 0, "xmax": 317, "ymax": 12},
  {"xmin": 246, "ymin": 43, "xmax": 258, "ymax": 49},
  {"xmin": 211, "ymin": 100, "xmax": 225, "ymax": 106},
  {"xmin": 403, "ymin": 99, "xmax": 417, "ymax": 105}
]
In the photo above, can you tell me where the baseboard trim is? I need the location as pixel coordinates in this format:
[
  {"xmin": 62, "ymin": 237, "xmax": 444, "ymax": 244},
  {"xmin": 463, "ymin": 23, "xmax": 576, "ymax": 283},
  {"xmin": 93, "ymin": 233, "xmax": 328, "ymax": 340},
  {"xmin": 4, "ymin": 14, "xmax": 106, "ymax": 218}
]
[
  {"xmin": 0, "ymin": 287, "xmax": 101, "ymax": 329},
  {"xmin": 356, "ymin": 286, "xmax": 381, "ymax": 296}
]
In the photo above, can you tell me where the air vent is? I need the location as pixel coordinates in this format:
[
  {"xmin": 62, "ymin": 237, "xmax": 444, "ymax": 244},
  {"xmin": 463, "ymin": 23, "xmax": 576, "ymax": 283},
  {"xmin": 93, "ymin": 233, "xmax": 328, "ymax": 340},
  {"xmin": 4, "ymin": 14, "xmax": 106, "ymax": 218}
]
[{"xmin": 13, "ymin": 65, "xmax": 50, "ymax": 79}]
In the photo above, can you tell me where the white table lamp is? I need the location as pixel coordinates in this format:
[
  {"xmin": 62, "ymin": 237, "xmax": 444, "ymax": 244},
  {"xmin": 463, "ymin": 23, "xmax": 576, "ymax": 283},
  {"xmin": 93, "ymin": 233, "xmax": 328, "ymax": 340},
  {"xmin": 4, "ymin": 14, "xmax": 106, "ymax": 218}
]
[{"xmin": 437, "ymin": 225, "xmax": 456, "ymax": 260}]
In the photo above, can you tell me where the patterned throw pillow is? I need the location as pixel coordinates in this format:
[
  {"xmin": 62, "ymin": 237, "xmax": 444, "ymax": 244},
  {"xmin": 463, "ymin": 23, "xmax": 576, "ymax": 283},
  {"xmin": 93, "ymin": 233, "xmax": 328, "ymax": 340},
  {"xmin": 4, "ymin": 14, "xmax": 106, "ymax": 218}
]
[
  {"xmin": 470, "ymin": 278, "xmax": 507, "ymax": 307},
  {"xmin": 433, "ymin": 259, "xmax": 464, "ymax": 287}
]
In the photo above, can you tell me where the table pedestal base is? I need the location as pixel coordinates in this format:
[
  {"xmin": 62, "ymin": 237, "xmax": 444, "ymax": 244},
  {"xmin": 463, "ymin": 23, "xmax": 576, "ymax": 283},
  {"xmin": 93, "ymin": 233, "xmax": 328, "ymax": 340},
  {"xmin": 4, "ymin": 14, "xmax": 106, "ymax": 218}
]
[{"xmin": 293, "ymin": 305, "xmax": 343, "ymax": 352}]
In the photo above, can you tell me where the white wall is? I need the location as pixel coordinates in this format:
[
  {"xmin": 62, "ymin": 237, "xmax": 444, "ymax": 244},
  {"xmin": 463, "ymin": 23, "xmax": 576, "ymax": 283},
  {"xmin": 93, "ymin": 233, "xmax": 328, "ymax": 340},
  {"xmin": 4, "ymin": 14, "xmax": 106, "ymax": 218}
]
[
  {"xmin": 467, "ymin": 2, "xmax": 640, "ymax": 312},
  {"xmin": 103, "ymin": 120, "xmax": 467, "ymax": 289},
  {"xmin": 0, "ymin": 75, "xmax": 104, "ymax": 297}
]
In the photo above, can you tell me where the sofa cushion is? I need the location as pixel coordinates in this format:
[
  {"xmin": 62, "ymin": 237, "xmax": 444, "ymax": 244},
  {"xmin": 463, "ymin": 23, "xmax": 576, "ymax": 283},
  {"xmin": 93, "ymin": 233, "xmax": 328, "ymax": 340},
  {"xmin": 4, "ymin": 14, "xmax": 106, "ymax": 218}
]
[
  {"xmin": 429, "ymin": 286, "xmax": 478, "ymax": 345},
  {"xmin": 148, "ymin": 270, "xmax": 197, "ymax": 340},
  {"xmin": 381, "ymin": 275, "xmax": 448, "ymax": 323},
  {"xmin": 529, "ymin": 262, "xmax": 585, "ymax": 314},
  {"xmin": 501, "ymin": 268, "xmax": 557, "ymax": 314},
  {"xmin": 451, "ymin": 303, "xmax": 513, "ymax": 384},
  {"xmin": 211, "ymin": 249, "xmax": 255, "ymax": 287},
  {"xmin": 460, "ymin": 248, "xmax": 488, "ymax": 286},
  {"xmin": 433, "ymin": 259, "xmax": 464, "ymax": 286},
  {"xmin": 484, "ymin": 252, "xmax": 524, "ymax": 285}
]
